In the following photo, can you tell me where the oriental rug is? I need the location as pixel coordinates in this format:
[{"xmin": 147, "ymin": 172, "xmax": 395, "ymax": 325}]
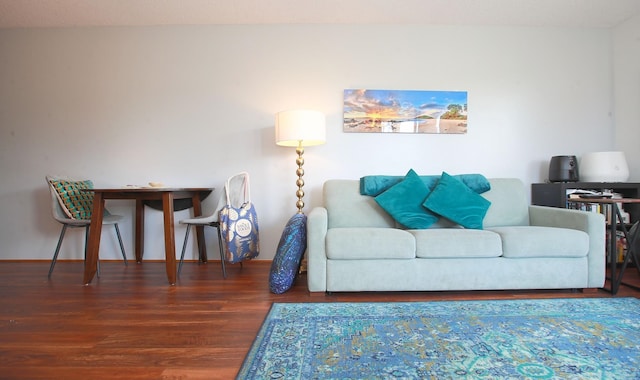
[{"xmin": 237, "ymin": 298, "xmax": 640, "ymax": 379}]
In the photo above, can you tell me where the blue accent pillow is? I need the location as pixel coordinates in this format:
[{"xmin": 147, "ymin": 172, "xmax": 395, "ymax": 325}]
[
  {"xmin": 269, "ymin": 213, "xmax": 307, "ymax": 294},
  {"xmin": 423, "ymin": 172, "xmax": 491, "ymax": 229},
  {"xmin": 374, "ymin": 169, "xmax": 439, "ymax": 229}
]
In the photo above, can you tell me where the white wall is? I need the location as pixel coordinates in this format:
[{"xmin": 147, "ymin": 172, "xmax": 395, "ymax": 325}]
[
  {"xmin": 613, "ymin": 13, "xmax": 640, "ymax": 180},
  {"xmin": 0, "ymin": 24, "xmax": 617, "ymax": 261}
]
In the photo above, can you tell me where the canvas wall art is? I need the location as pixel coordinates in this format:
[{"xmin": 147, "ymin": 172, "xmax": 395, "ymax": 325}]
[{"xmin": 343, "ymin": 89, "xmax": 468, "ymax": 134}]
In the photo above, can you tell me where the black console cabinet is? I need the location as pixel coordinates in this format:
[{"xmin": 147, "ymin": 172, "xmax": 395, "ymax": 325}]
[{"xmin": 531, "ymin": 182, "xmax": 640, "ymax": 223}]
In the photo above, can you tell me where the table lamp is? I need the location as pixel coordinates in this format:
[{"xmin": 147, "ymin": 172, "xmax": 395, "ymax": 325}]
[{"xmin": 275, "ymin": 109, "xmax": 326, "ymax": 214}]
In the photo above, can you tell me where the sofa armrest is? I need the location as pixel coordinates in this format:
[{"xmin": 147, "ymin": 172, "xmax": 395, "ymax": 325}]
[
  {"xmin": 529, "ymin": 205, "xmax": 605, "ymax": 288},
  {"xmin": 307, "ymin": 206, "xmax": 328, "ymax": 292}
]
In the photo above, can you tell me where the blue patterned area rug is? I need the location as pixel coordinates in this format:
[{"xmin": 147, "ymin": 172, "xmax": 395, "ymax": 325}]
[{"xmin": 237, "ymin": 298, "xmax": 640, "ymax": 379}]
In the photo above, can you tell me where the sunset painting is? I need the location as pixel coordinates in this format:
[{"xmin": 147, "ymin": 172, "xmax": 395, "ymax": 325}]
[{"xmin": 343, "ymin": 89, "xmax": 468, "ymax": 134}]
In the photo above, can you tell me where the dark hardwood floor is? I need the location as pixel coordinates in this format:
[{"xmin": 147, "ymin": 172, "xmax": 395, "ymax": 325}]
[{"xmin": 1, "ymin": 260, "xmax": 638, "ymax": 379}]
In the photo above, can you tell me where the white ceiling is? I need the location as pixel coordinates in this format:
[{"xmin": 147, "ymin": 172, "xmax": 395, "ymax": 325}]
[{"xmin": 1, "ymin": 0, "xmax": 639, "ymax": 29}]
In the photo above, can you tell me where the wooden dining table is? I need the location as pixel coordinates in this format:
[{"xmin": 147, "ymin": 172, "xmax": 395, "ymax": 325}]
[{"xmin": 83, "ymin": 187, "xmax": 213, "ymax": 285}]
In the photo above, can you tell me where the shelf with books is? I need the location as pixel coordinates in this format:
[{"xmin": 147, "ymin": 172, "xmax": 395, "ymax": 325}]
[
  {"xmin": 533, "ymin": 183, "xmax": 640, "ymax": 278},
  {"xmin": 532, "ymin": 182, "xmax": 640, "ymax": 223},
  {"xmin": 567, "ymin": 197, "xmax": 636, "ymax": 264}
]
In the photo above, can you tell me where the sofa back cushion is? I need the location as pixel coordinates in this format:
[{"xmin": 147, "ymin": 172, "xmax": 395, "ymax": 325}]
[
  {"xmin": 481, "ymin": 178, "xmax": 529, "ymax": 227},
  {"xmin": 325, "ymin": 180, "xmax": 395, "ymax": 228},
  {"xmin": 326, "ymin": 228, "xmax": 416, "ymax": 259}
]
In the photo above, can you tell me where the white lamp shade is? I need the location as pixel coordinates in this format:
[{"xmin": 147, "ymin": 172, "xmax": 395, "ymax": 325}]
[
  {"xmin": 579, "ymin": 151, "xmax": 630, "ymax": 182},
  {"xmin": 275, "ymin": 110, "xmax": 326, "ymax": 147}
]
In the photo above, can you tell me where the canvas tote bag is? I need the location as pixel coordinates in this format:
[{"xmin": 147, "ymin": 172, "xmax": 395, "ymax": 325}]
[{"xmin": 219, "ymin": 173, "xmax": 260, "ymax": 264}]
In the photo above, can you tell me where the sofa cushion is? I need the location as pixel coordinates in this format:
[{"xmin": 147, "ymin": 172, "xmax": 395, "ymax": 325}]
[
  {"xmin": 481, "ymin": 179, "xmax": 530, "ymax": 227},
  {"xmin": 410, "ymin": 229, "xmax": 503, "ymax": 258},
  {"xmin": 423, "ymin": 172, "xmax": 491, "ymax": 229},
  {"xmin": 488, "ymin": 226, "xmax": 589, "ymax": 258},
  {"xmin": 326, "ymin": 228, "xmax": 416, "ymax": 259},
  {"xmin": 374, "ymin": 169, "xmax": 439, "ymax": 229},
  {"xmin": 324, "ymin": 180, "xmax": 396, "ymax": 228}
]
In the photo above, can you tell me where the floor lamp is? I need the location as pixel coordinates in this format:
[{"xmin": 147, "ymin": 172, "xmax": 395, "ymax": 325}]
[
  {"xmin": 275, "ymin": 109, "xmax": 327, "ymax": 214},
  {"xmin": 269, "ymin": 109, "xmax": 326, "ymax": 294}
]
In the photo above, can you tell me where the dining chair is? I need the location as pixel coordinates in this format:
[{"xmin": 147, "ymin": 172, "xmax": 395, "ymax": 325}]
[
  {"xmin": 46, "ymin": 176, "xmax": 128, "ymax": 277},
  {"xmin": 178, "ymin": 172, "xmax": 251, "ymax": 278}
]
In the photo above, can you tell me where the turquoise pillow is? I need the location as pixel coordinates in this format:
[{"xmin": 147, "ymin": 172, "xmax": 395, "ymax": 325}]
[
  {"xmin": 375, "ymin": 169, "xmax": 439, "ymax": 229},
  {"xmin": 423, "ymin": 172, "xmax": 491, "ymax": 229}
]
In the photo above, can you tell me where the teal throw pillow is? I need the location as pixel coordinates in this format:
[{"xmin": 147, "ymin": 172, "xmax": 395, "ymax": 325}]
[
  {"xmin": 360, "ymin": 173, "xmax": 491, "ymax": 196},
  {"xmin": 375, "ymin": 169, "xmax": 439, "ymax": 229},
  {"xmin": 423, "ymin": 172, "xmax": 491, "ymax": 229}
]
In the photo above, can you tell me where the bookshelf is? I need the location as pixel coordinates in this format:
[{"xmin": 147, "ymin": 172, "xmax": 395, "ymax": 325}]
[
  {"xmin": 531, "ymin": 182, "xmax": 640, "ymax": 223},
  {"xmin": 532, "ymin": 182, "xmax": 640, "ymax": 278}
]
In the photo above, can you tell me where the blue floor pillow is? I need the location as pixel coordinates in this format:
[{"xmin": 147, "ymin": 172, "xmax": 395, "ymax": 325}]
[{"xmin": 269, "ymin": 213, "xmax": 307, "ymax": 294}]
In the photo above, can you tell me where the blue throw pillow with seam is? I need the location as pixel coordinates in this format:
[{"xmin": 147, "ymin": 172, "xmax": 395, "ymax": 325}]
[{"xmin": 269, "ymin": 213, "xmax": 308, "ymax": 294}]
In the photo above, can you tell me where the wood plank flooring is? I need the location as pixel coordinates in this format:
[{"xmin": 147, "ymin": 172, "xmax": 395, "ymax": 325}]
[{"xmin": 1, "ymin": 260, "xmax": 638, "ymax": 379}]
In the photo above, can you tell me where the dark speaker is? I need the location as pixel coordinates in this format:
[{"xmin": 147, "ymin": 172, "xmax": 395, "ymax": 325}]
[{"xmin": 548, "ymin": 155, "xmax": 579, "ymax": 182}]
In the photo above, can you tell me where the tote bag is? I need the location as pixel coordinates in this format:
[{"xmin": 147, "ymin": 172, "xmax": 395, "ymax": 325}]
[{"xmin": 219, "ymin": 173, "xmax": 260, "ymax": 264}]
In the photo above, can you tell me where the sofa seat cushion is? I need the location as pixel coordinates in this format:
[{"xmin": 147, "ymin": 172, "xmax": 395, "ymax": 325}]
[
  {"xmin": 488, "ymin": 226, "xmax": 589, "ymax": 258},
  {"xmin": 326, "ymin": 228, "xmax": 416, "ymax": 259},
  {"xmin": 410, "ymin": 229, "xmax": 503, "ymax": 258}
]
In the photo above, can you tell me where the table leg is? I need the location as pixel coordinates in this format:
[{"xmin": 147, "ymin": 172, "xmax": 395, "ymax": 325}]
[
  {"xmin": 162, "ymin": 192, "xmax": 177, "ymax": 285},
  {"xmin": 609, "ymin": 203, "xmax": 620, "ymax": 295},
  {"xmin": 83, "ymin": 192, "xmax": 105, "ymax": 285},
  {"xmin": 609, "ymin": 205, "xmax": 619, "ymax": 295},
  {"xmin": 135, "ymin": 199, "xmax": 145, "ymax": 263},
  {"xmin": 614, "ymin": 209, "xmax": 640, "ymax": 292},
  {"xmin": 192, "ymin": 193, "xmax": 208, "ymax": 263}
]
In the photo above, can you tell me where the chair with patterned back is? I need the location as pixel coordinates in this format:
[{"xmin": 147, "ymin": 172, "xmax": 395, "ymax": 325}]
[{"xmin": 46, "ymin": 175, "xmax": 128, "ymax": 277}]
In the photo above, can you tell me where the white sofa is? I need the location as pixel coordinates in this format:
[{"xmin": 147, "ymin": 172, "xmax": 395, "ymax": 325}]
[{"xmin": 307, "ymin": 178, "xmax": 606, "ymax": 293}]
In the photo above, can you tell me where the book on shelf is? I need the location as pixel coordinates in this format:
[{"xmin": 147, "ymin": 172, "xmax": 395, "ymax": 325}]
[
  {"xmin": 606, "ymin": 230, "xmax": 629, "ymax": 264},
  {"xmin": 565, "ymin": 189, "xmax": 631, "ymax": 223}
]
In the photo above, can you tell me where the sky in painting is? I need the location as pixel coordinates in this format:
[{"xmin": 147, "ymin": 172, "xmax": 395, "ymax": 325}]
[{"xmin": 343, "ymin": 89, "xmax": 467, "ymax": 120}]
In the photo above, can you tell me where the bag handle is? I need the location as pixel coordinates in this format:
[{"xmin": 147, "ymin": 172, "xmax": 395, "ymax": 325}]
[{"xmin": 225, "ymin": 172, "xmax": 250, "ymax": 206}]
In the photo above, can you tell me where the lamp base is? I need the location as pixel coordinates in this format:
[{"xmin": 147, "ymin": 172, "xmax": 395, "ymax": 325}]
[{"xmin": 295, "ymin": 143, "xmax": 306, "ymax": 214}]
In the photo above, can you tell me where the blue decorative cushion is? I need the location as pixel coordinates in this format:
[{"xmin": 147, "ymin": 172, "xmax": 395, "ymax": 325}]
[
  {"xmin": 361, "ymin": 173, "xmax": 490, "ymax": 196},
  {"xmin": 374, "ymin": 169, "xmax": 439, "ymax": 229},
  {"xmin": 423, "ymin": 172, "xmax": 491, "ymax": 229},
  {"xmin": 269, "ymin": 213, "xmax": 307, "ymax": 294}
]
